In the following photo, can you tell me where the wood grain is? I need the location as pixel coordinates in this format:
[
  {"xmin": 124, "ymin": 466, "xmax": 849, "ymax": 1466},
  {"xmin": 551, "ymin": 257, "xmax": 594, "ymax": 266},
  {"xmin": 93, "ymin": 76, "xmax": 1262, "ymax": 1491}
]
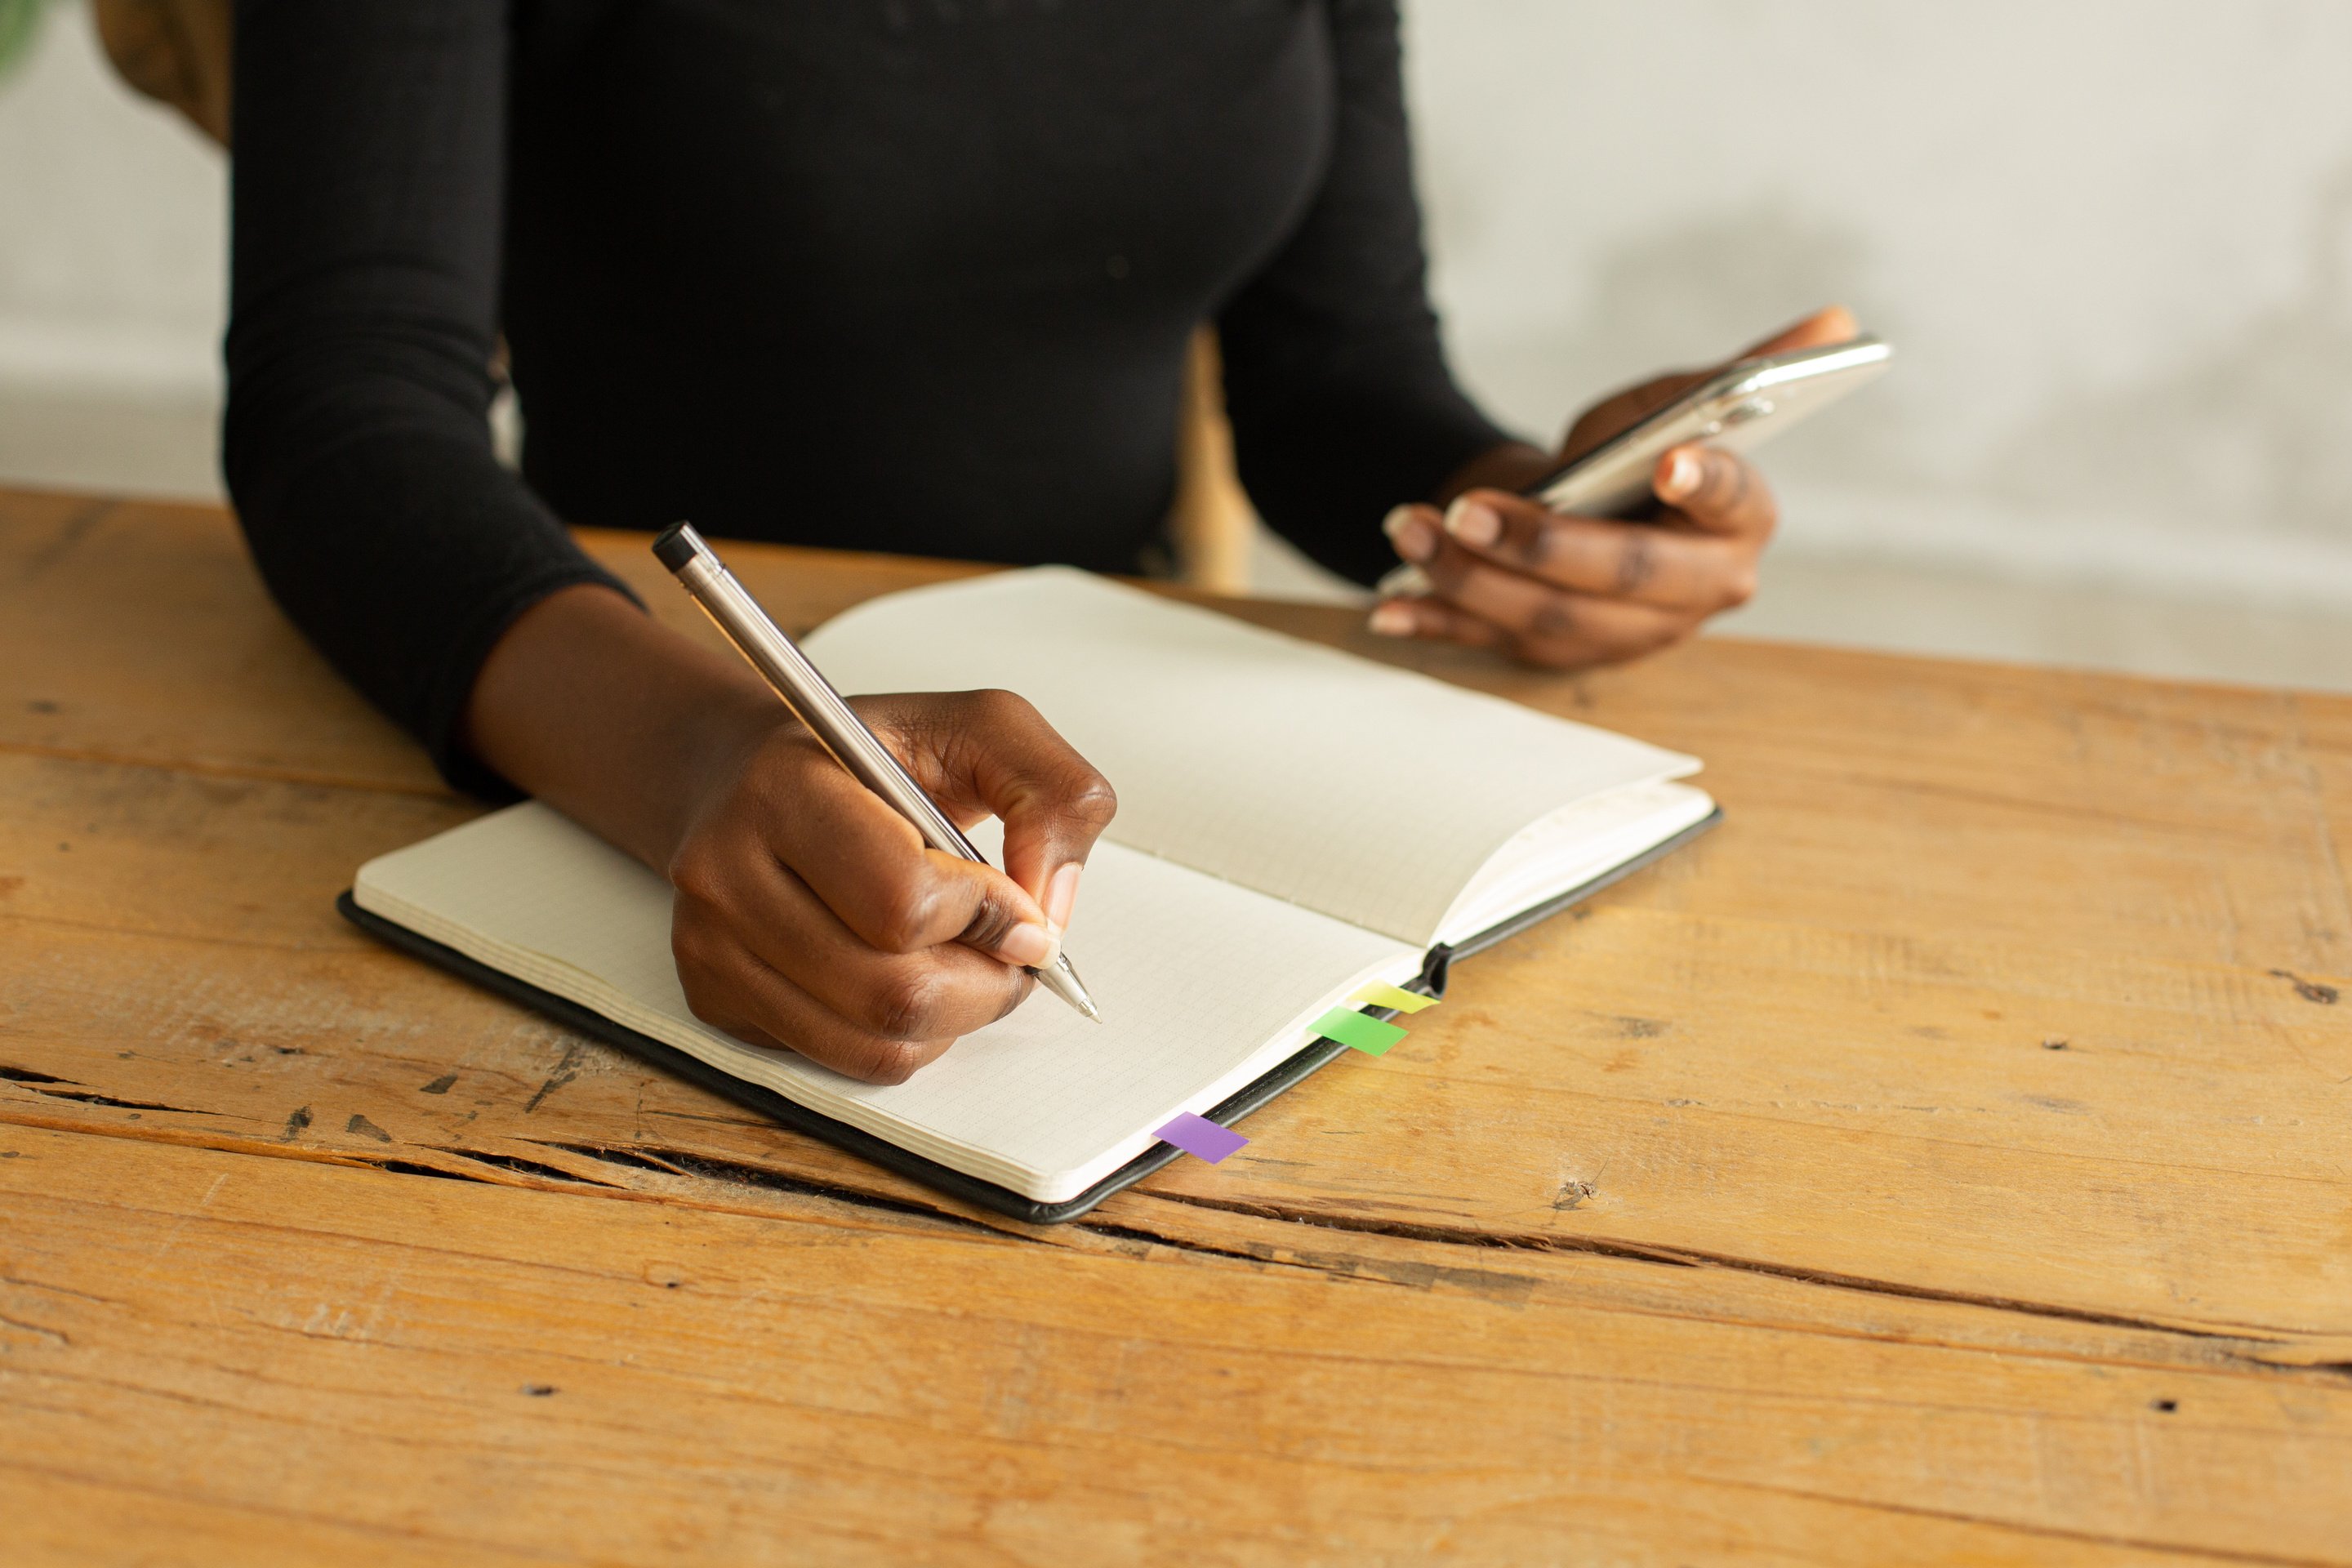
[
  {"xmin": 2, "ymin": 486, "xmax": 2348, "ymax": 1564},
  {"xmin": 8, "ymin": 1124, "xmax": 2348, "ymax": 1566}
]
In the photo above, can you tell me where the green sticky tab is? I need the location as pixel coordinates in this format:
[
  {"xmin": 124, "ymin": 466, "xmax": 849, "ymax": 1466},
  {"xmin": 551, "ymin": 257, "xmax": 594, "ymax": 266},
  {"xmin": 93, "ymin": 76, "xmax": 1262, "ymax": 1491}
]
[
  {"xmin": 1350, "ymin": 981, "xmax": 1438, "ymax": 1014},
  {"xmin": 1312, "ymin": 1007, "xmax": 1410, "ymax": 1057}
]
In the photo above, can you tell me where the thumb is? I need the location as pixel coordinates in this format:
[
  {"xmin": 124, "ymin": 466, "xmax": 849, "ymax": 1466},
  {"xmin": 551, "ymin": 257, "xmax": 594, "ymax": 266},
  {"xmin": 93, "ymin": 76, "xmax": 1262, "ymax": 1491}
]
[
  {"xmin": 916, "ymin": 849, "xmax": 1060, "ymax": 969},
  {"xmin": 868, "ymin": 688, "xmax": 1119, "ymax": 942}
]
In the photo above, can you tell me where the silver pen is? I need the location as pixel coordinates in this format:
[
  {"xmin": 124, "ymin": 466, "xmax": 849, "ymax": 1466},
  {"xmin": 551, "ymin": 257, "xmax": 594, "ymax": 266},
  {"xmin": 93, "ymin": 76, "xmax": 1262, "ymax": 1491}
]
[{"xmin": 653, "ymin": 523, "xmax": 1100, "ymax": 1022}]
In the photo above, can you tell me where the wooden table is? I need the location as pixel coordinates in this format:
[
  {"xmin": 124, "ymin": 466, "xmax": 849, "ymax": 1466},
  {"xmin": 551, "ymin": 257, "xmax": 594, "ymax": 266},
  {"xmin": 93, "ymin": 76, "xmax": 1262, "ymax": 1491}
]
[{"xmin": 2, "ymin": 486, "xmax": 2346, "ymax": 1566}]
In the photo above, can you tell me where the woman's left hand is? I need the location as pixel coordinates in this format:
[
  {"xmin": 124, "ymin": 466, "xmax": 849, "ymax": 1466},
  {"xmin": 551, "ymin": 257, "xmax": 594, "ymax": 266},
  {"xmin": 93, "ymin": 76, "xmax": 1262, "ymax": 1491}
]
[{"xmin": 1370, "ymin": 305, "xmax": 1856, "ymax": 669}]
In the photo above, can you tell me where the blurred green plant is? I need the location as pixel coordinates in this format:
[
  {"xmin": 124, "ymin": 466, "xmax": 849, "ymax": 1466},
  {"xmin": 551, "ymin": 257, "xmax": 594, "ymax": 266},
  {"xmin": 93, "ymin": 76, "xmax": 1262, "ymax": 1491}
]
[{"xmin": 0, "ymin": 0, "xmax": 50, "ymax": 84}]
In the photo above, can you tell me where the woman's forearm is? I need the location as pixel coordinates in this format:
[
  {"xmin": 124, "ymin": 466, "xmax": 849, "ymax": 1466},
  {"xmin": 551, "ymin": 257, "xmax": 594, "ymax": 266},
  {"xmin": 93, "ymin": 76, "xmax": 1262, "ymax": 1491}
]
[
  {"xmin": 461, "ymin": 585, "xmax": 776, "ymax": 871},
  {"xmin": 455, "ymin": 581, "xmax": 1117, "ymax": 1085}
]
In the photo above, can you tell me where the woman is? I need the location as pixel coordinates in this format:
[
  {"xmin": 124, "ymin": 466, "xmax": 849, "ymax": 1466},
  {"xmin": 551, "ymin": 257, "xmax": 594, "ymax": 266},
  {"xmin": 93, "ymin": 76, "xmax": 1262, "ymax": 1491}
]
[{"xmin": 225, "ymin": 1, "xmax": 1848, "ymax": 1082}]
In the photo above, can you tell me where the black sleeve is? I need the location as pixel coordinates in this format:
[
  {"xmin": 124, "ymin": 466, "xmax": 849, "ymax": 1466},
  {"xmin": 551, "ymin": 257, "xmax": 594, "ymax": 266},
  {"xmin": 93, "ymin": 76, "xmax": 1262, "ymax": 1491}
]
[
  {"xmin": 223, "ymin": 0, "xmax": 635, "ymax": 797},
  {"xmin": 1214, "ymin": 0, "xmax": 1520, "ymax": 587}
]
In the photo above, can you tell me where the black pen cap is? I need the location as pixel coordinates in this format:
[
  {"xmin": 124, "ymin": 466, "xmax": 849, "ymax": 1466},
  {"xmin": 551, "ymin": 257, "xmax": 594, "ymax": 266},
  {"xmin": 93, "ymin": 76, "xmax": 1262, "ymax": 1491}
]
[{"xmin": 653, "ymin": 522, "xmax": 703, "ymax": 572}]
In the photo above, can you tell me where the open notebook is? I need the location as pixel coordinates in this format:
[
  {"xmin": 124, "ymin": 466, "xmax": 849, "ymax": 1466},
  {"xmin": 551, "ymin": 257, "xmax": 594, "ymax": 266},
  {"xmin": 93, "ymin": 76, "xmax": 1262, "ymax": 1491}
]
[{"xmin": 345, "ymin": 568, "xmax": 1717, "ymax": 1220}]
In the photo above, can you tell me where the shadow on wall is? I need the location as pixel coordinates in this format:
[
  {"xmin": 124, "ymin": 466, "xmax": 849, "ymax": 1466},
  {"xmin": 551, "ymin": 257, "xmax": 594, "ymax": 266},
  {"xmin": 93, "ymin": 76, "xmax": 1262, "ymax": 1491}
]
[
  {"xmin": 1541, "ymin": 205, "xmax": 1881, "ymax": 378},
  {"xmin": 1458, "ymin": 181, "xmax": 2352, "ymax": 594},
  {"xmin": 1995, "ymin": 158, "xmax": 2352, "ymax": 548},
  {"xmin": 1450, "ymin": 203, "xmax": 1909, "ymax": 477}
]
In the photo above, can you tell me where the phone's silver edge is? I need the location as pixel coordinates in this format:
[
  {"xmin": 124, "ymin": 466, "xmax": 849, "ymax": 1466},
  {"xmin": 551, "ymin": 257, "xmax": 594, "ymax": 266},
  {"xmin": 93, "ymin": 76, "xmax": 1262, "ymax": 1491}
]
[
  {"xmin": 1728, "ymin": 334, "xmax": 1892, "ymax": 396},
  {"xmin": 1375, "ymin": 334, "xmax": 1894, "ymax": 600},
  {"xmin": 1526, "ymin": 333, "xmax": 1893, "ymax": 506}
]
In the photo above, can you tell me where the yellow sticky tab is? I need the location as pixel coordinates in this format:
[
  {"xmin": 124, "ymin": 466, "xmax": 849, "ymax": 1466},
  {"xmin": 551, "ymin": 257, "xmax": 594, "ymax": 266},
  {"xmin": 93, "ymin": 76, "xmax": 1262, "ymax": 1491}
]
[{"xmin": 1350, "ymin": 981, "xmax": 1438, "ymax": 1014}]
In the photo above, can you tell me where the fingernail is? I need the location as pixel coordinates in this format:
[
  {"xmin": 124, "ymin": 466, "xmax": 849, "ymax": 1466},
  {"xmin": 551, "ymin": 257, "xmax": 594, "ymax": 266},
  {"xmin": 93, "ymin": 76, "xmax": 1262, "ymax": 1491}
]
[
  {"xmin": 997, "ymin": 922, "xmax": 1054, "ymax": 968},
  {"xmin": 1043, "ymin": 862, "xmax": 1082, "ymax": 937},
  {"xmin": 1367, "ymin": 601, "xmax": 1416, "ymax": 637},
  {"xmin": 1444, "ymin": 497, "xmax": 1501, "ymax": 548},
  {"xmin": 1388, "ymin": 515, "xmax": 1436, "ymax": 564},
  {"xmin": 1381, "ymin": 505, "xmax": 1418, "ymax": 541},
  {"xmin": 1661, "ymin": 450, "xmax": 1702, "ymax": 499}
]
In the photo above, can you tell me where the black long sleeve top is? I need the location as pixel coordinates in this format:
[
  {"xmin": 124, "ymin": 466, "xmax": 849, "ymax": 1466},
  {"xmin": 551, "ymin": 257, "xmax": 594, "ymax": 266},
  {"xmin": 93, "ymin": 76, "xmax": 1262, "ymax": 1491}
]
[{"xmin": 224, "ymin": 0, "xmax": 1514, "ymax": 792}]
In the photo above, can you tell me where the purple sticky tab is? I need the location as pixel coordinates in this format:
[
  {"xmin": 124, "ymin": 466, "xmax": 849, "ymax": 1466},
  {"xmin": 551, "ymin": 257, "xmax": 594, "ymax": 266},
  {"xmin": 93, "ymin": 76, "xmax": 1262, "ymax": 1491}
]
[{"xmin": 1156, "ymin": 1111, "xmax": 1248, "ymax": 1165}]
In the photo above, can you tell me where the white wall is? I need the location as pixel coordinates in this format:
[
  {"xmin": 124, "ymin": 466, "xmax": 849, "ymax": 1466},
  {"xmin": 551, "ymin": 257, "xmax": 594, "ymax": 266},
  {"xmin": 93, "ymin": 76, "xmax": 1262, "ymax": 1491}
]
[
  {"xmin": 1404, "ymin": 0, "xmax": 2352, "ymax": 612},
  {"xmin": 4, "ymin": 0, "xmax": 2351, "ymax": 637},
  {"xmin": 0, "ymin": 0, "xmax": 222, "ymax": 495}
]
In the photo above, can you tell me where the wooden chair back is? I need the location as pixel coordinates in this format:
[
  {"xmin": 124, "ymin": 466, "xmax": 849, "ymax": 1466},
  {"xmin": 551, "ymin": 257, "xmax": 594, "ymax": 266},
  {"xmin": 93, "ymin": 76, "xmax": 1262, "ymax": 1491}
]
[{"xmin": 93, "ymin": 0, "xmax": 230, "ymax": 146}]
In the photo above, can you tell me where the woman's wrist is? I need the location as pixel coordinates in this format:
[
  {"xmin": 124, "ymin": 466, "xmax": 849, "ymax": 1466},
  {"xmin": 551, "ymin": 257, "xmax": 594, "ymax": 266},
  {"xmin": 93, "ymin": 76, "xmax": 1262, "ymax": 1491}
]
[{"xmin": 462, "ymin": 583, "xmax": 783, "ymax": 871}]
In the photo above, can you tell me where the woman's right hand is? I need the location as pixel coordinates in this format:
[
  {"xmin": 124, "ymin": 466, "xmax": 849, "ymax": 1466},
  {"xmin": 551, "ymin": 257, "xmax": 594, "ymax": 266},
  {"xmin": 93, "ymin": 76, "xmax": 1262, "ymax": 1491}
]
[
  {"xmin": 666, "ymin": 689, "xmax": 1116, "ymax": 1083},
  {"xmin": 464, "ymin": 584, "xmax": 1116, "ymax": 1085}
]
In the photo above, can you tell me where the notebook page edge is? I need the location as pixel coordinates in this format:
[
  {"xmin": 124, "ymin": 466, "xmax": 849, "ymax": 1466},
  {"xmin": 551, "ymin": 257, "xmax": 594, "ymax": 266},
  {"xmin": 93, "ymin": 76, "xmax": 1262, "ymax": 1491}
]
[
  {"xmin": 1431, "ymin": 782, "xmax": 1718, "ymax": 950},
  {"xmin": 353, "ymin": 871, "xmax": 1419, "ymax": 1204},
  {"xmin": 1021, "ymin": 947, "xmax": 1423, "ymax": 1200},
  {"xmin": 353, "ymin": 803, "xmax": 1422, "ymax": 1203}
]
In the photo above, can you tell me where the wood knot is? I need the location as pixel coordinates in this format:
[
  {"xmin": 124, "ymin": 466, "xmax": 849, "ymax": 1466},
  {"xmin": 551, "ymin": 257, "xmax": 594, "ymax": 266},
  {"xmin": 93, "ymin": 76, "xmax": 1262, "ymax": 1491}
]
[{"xmin": 2270, "ymin": 969, "xmax": 2340, "ymax": 1005}]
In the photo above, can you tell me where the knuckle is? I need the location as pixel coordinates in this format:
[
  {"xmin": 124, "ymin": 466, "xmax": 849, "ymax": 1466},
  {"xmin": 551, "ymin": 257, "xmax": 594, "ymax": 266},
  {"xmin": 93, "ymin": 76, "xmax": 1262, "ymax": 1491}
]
[
  {"xmin": 680, "ymin": 987, "xmax": 733, "ymax": 1033},
  {"xmin": 668, "ymin": 911, "xmax": 723, "ymax": 982},
  {"xmin": 1613, "ymin": 534, "xmax": 1658, "ymax": 595},
  {"xmin": 869, "ymin": 881, "xmax": 942, "ymax": 953},
  {"xmin": 1508, "ymin": 512, "xmax": 1560, "ymax": 569},
  {"xmin": 864, "ymin": 965, "xmax": 949, "ymax": 1041},
  {"xmin": 957, "ymin": 897, "xmax": 1020, "ymax": 954},
  {"xmin": 666, "ymin": 844, "xmax": 725, "ymax": 910},
  {"xmin": 1527, "ymin": 598, "xmax": 1580, "ymax": 644},
  {"xmin": 845, "ymin": 1037, "xmax": 931, "ymax": 1086},
  {"xmin": 1696, "ymin": 454, "xmax": 1743, "ymax": 507},
  {"xmin": 1720, "ymin": 565, "xmax": 1759, "ymax": 608},
  {"xmin": 1062, "ymin": 769, "xmax": 1119, "ymax": 829},
  {"xmin": 992, "ymin": 968, "xmax": 1037, "ymax": 1023},
  {"xmin": 672, "ymin": 956, "xmax": 735, "ymax": 1031},
  {"xmin": 965, "ymin": 687, "xmax": 1038, "ymax": 727},
  {"xmin": 1420, "ymin": 538, "xmax": 1470, "ymax": 594},
  {"xmin": 1708, "ymin": 454, "xmax": 1769, "ymax": 521},
  {"xmin": 1514, "ymin": 599, "xmax": 1594, "ymax": 670}
]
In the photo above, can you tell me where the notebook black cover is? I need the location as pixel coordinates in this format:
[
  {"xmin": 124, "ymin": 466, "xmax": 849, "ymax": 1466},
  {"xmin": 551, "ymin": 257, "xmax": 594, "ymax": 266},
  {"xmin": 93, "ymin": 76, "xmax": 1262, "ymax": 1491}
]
[{"xmin": 337, "ymin": 807, "xmax": 1719, "ymax": 1224}]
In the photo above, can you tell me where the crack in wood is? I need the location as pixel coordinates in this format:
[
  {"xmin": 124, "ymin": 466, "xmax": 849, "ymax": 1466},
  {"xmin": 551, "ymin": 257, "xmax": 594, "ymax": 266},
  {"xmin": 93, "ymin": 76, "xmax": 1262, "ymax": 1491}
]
[
  {"xmin": 1, "ymin": 1071, "xmax": 224, "ymax": 1118},
  {"xmin": 430, "ymin": 1147, "xmax": 626, "ymax": 1189},
  {"xmin": 1062, "ymin": 1218, "xmax": 1545, "ymax": 1301},
  {"xmin": 1138, "ymin": 1192, "xmax": 2327, "ymax": 1356},
  {"xmin": 369, "ymin": 1160, "xmax": 482, "ymax": 1183},
  {"xmin": 1068, "ymin": 1219, "xmax": 1282, "ymax": 1267},
  {"xmin": 16, "ymin": 1108, "xmax": 2347, "ymax": 1382},
  {"xmin": 517, "ymin": 1138, "xmax": 689, "ymax": 1177},
  {"xmin": 519, "ymin": 1138, "xmax": 1002, "ymax": 1234},
  {"xmin": 0, "ymin": 1311, "xmax": 71, "ymax": 1347},
  {"xmin": 1712, "ymin": 1472, "xmax": 2339, "ymax": 1568},
  {"xmin": 1149, "ymin": 1191, "xmax": 1698, "ymax": 1266}
]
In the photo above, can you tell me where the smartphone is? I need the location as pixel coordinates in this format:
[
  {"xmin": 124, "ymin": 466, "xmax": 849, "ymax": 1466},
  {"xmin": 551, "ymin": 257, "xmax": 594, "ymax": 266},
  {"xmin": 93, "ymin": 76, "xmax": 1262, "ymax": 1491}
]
[
  {"xmin": 1523, "ymin": 333, "xmax": 1892, "ymax": 519},
  {"xmin": 1379, "ymin": 332, "xmax": 1892, "ymax": 598}
]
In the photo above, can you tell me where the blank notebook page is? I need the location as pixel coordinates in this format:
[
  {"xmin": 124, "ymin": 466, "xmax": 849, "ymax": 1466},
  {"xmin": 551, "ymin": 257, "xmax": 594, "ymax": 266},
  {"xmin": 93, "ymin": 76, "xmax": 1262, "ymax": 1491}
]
[
  {"xmin": 801, "ymin": 568, "xmax": 1699, "ymax": 947},
  {"xmin": 355, "ymin": 804, "xmax": 1416, "ymax": 1202}
]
